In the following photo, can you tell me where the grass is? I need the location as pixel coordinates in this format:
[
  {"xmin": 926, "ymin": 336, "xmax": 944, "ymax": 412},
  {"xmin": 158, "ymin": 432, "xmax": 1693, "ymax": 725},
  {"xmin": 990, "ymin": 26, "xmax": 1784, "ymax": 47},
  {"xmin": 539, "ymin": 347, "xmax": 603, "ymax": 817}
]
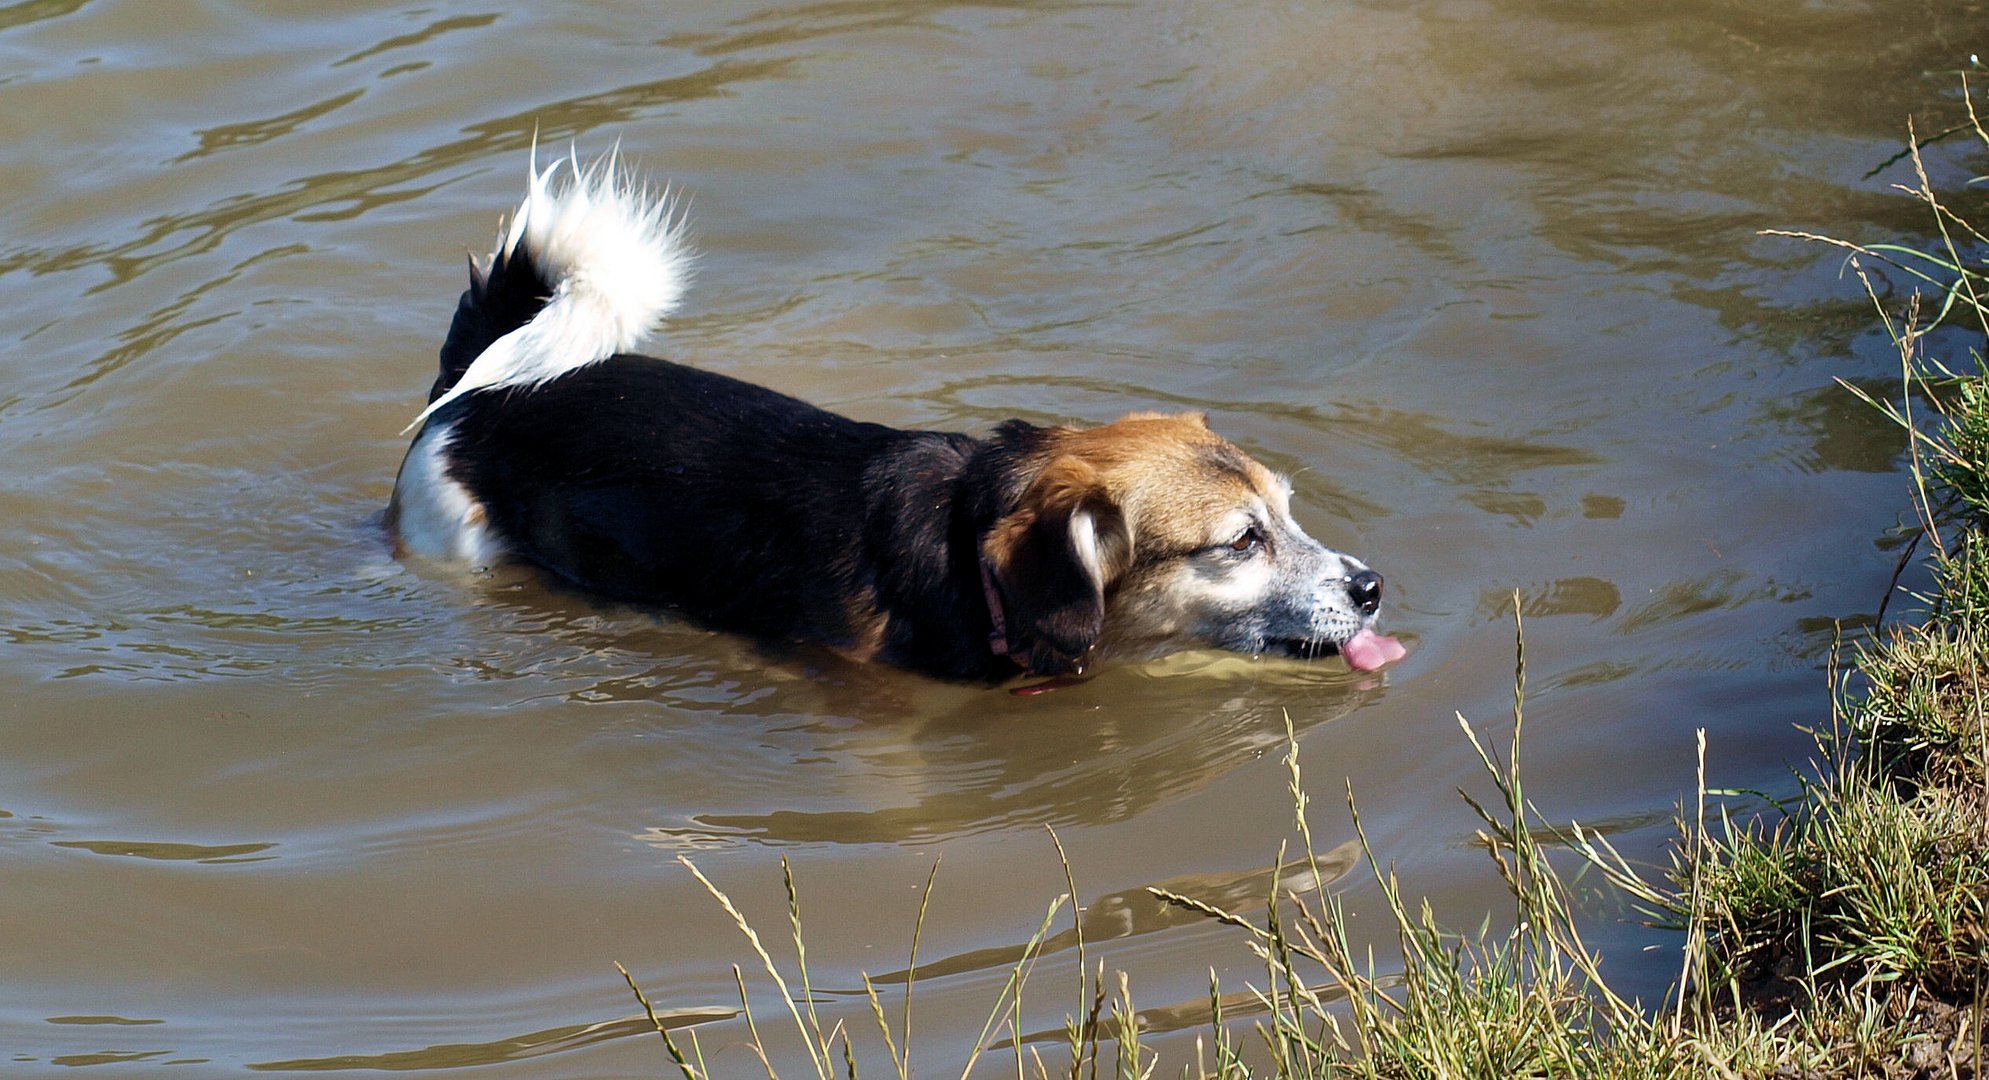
[{"xmin": 619, "ymin": 80, "xmax": 1989, "ymax": 1078}]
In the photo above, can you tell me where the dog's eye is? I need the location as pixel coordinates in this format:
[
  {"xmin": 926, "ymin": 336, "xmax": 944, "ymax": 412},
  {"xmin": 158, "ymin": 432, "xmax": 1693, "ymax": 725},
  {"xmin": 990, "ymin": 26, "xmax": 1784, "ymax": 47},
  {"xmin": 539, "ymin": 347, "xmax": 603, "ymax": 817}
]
[{"xmin": 1228, "ymin": 526, "xmax": 1265, "ymax": 553}]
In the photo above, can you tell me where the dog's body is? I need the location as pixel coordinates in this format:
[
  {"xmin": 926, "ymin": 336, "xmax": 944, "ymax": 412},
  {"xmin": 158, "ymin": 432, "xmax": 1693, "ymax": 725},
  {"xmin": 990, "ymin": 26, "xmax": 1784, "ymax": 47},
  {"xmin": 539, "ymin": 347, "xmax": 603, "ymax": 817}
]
[{"xmin": 390, "ymin": 153, "xmax": 1402, "ymax": 681}]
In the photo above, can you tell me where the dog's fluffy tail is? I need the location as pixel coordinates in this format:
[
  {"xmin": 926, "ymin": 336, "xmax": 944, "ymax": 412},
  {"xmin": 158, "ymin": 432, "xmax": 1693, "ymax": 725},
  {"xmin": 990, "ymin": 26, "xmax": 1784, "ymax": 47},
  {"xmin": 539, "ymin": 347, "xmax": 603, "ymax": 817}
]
[{"xmin": 405, "ymin": 148, "xmax": 692, "ymax": 433}]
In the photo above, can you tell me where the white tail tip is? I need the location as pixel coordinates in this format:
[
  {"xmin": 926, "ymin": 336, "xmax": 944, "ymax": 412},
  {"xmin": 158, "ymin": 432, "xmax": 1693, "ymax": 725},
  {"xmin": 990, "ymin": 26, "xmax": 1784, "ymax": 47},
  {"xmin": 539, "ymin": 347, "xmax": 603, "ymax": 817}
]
[{"xmin": 403, "ymin": 146, "xmax": 693, "ymax": 434}]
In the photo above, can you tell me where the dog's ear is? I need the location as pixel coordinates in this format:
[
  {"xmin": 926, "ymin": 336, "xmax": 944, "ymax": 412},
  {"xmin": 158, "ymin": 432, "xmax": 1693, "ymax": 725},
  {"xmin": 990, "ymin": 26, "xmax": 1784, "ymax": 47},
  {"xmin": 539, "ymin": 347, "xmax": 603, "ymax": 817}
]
[{"xmin": 982, "ymin": 456, "xmax": 1132, "ymax": 675}]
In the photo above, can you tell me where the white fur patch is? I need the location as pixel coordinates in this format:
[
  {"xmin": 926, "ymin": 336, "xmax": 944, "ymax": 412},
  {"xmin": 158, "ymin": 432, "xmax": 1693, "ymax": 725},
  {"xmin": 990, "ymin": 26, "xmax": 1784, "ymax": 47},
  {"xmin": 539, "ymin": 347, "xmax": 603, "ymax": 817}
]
[
  {"xmin": 1197, "ymin": 554, "xmax": 1276, "ymax": 605},
  {"xmin": 1070, "ymin": 508, "xmax": 1104, "ymax": 585},
  {"xmin": 403, "ymin": 147, "xmax": 693, "ymax": 433},
  {"xmin": 390, "ymin": 420, "xmax": 504, "ymax": 567}
]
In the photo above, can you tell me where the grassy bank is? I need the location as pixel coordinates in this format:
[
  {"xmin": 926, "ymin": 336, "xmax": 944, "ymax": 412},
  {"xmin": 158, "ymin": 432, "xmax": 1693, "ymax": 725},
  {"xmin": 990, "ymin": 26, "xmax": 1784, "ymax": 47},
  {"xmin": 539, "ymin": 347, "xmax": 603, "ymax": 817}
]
[{"xmin": 623, "ymin": 86, "xmax": 1989, "ymax": 1079}]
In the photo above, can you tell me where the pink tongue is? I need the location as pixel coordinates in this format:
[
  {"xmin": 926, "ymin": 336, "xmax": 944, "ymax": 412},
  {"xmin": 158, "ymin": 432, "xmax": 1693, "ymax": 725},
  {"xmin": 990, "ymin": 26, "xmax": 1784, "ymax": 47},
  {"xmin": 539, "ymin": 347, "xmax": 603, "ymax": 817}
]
[{"xmin": 1341, "ymin": 627, "xmax": 1406, "ymax": 672}]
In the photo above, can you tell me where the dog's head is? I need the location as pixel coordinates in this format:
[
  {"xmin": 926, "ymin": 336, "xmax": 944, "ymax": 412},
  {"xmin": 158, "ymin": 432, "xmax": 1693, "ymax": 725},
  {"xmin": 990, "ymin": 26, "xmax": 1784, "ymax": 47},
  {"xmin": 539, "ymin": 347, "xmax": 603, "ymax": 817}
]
[{"xmin": 981, "ymin": 412, "xmax": 1387, "ymax": 675}]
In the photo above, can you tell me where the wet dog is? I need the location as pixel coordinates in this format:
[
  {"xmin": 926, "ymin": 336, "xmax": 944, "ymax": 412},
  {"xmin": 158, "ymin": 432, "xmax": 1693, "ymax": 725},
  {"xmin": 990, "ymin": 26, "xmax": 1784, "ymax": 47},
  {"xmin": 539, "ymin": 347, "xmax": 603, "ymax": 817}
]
[{"xmin": 388, "ymin": 152, "xmax": 1403, "ymax": 681}]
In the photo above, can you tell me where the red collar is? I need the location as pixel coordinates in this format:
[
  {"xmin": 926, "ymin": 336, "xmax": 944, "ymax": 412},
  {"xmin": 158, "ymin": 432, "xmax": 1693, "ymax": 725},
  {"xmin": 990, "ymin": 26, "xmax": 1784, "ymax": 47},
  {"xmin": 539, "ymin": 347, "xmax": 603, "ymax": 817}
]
[{"xmin": 979, "ymin": 558, "xmax": 1011, "ymax": 659}]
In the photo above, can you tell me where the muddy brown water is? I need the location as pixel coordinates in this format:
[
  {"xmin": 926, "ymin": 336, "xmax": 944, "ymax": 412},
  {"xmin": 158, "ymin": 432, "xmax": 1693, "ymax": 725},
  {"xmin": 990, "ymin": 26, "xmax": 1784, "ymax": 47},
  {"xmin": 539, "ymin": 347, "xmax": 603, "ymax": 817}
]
[{"xmin": 3, "ymin": 1, "xmax": 1983, "ymax": 1075}]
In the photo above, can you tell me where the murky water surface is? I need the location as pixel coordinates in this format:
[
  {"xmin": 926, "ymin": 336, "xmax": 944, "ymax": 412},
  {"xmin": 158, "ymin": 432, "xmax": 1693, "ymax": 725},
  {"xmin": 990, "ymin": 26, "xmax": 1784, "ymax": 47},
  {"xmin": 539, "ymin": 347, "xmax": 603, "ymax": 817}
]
[{"xmin": 3, "ymin": 1, "xmax": 1983, "ymax": 1074}]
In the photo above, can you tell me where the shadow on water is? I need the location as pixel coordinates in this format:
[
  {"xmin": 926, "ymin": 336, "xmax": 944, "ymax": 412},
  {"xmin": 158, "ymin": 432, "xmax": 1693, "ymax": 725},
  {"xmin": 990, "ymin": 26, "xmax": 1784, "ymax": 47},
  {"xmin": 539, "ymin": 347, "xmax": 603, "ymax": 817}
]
[
  {"xmin": 451, "ymin": 581, "xmax": 1392, "ymax": 844},
  {"xmin": 653, "ymin": 680, "xmax": 1375, "ymax": 844}
]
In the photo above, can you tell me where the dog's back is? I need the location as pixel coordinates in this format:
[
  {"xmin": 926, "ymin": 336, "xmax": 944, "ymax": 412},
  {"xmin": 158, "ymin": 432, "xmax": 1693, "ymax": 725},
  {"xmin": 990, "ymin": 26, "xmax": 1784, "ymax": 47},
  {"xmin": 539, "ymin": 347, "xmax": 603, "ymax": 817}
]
[
  {"xmin": 389, "ymin": 151, "xmax": 693, "ymax": 567},
  {"xmin": 389, "ymin": 156, "xmax": 1004, "ymax": 674}
]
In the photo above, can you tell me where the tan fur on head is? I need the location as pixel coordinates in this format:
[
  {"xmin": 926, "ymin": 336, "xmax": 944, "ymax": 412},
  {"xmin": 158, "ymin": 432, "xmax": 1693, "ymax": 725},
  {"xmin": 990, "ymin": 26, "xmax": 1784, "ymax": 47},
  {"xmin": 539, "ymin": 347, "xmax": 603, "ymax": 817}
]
[
  {"xmin": 1044, "ymin": 411, "xmax": 1264, "ymax": 556},
  {"xmin": 985, "ymin": 410, "xmax": 1373, "ymax": 671},
  {"xmin": 1113, "ymin": 409, "xmax": 1210, "ymax": 428},
  {"xmin": 981, "ymin": 411, "xmax": 1255, "ymax": 673}
]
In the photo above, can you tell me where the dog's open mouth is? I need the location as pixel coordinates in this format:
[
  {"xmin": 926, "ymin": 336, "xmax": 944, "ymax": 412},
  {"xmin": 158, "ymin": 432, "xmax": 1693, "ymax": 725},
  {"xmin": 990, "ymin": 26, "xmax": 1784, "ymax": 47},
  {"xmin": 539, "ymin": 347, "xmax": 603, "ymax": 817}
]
[{"xmin": 1267, "ymin": 627, "xmax": 1405, "ymax": 671}]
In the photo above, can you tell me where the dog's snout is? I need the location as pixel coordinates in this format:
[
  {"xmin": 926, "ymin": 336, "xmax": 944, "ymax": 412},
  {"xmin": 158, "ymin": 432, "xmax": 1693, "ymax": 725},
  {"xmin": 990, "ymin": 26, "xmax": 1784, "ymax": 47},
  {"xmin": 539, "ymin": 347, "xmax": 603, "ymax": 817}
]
[{"xmin": 1346, "ymin": 569, "xmax": 1383, "ymax": 616}]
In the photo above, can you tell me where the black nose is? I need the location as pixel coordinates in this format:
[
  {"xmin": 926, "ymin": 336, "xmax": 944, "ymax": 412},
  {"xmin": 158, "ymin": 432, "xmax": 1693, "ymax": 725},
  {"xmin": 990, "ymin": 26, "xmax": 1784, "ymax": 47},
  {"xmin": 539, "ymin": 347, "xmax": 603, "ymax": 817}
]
[{"xmin": 1347, "ymin": 569, "xmax": 1383, "ymax": 616}]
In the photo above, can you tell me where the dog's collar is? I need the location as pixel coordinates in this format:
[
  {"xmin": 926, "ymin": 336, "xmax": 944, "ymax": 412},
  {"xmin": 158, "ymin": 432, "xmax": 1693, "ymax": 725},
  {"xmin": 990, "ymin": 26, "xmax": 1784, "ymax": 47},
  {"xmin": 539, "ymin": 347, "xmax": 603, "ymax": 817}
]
[
  {"xmin": 980, "ymin": 558, "xmax": 1096, "ymax": 685},
  {"xmin": 979, "ymin": 558, "xmax": 1012, "ymax": 660}
]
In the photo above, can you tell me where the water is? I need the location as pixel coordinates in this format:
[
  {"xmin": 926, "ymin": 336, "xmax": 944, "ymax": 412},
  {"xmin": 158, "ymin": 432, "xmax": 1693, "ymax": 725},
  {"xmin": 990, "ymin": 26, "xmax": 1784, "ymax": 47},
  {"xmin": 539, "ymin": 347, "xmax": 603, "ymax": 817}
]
[{"xmin": 2, "ymin": 0, "xmax": 1980, "ymax": 1074}]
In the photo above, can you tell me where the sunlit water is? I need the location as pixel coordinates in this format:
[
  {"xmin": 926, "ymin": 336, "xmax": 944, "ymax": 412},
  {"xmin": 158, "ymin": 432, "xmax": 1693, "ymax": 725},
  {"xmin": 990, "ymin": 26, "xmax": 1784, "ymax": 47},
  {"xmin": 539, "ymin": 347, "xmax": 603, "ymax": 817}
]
[{"xmin": 2, "ymin": 1, "xmax": 1981, "ymax": 1074}]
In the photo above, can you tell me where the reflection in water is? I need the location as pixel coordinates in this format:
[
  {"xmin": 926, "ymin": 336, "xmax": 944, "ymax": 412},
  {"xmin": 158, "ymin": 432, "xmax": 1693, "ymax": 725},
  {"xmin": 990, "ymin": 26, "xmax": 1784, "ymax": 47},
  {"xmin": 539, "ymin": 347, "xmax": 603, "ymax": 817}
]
[
  {"xmin": 174, "ymin": 91, "xmax": 367, "ymax": 166},
  {"xmin": 49, "ymin": 838, "xmax": 276, "ymax": 864},
  {"xmin": 864, "ymin": 843, "xmax": 1360, "ymax": 989},
  {"xmin": 662, "ymin": 0, "xmax": 1055, "ymax": 58},
  {"xmin": 1754, "ymin": 377, "xmax": 1909, "ymax": 476},
  {"xmin": 1581, "ymin": 494, "xmax": 1624, "ymax": 520},
  {"xmin": 330, "ymin": 14, "xmax": 503, "ymax": 72},
  {"xmin": 639, "ymin": 676, "xmax": 1375, "ymax": 844},
  {"xmin": 1461, "ymin": 489, "xmax": 1548, "ymax": 526},
  {"xmin": 57, "ymin": 241, "xmax": 313, "ymax": 405},
  {"xmin": 37, "ymin": 1018, "xmax": 190, "ymax": 1067},
  {"xmin": 50, "ymin": 1048, "xmax": 177, "ymax": 1067},
  {"xmin": 1477, "ymin": 577, "xmax": 1622, "ymax": 622},
  {"xmin": 1014, "ymin": 984, "xmax": 1363, "ymax": 1047},
  {"xmin": 245, "ymin": 1010, "xmax": 735, "ymax": 1072},
  {"xmin": 1264, "ymin": 180, "xmax": 1465, "ymax": 264},
  {"xmin": 0, "ymin": 57, "xmax": 795, "ymax": 299},
  {"xmin": 0, "ymin": 0, "xmax": 90, "ymax": 34},
  {"xmin": 1550, "ymin": 659, "xmax": 1640, "ymax": 690},
  {"xmin": 341, "ymin": 580, "xmax": 1401, "ymax": 845},
  {"xmin": 1617, "ymin": 570, "xmax": 1811, "ymax": 635}
]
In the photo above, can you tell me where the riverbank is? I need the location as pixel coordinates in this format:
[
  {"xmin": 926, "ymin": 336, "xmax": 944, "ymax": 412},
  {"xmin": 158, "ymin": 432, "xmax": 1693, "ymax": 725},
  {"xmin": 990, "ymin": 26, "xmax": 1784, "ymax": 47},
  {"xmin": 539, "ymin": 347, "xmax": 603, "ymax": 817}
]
[
  {"xmin": 1256, "ymin": 83, "xmax": 1989, "ymax": 1080},
  {"xmin": 1213, "ymin": 82, "xmax": 1989, "ymax": 1080}
]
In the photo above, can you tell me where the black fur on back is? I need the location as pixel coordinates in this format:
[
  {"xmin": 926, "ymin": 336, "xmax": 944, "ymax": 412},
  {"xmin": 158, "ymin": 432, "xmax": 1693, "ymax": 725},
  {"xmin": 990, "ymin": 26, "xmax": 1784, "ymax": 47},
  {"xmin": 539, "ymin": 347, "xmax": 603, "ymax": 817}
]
[
  {"xmin": 429, "ymin": 242, "xmax": 554, "ymax": 404},
  {"xmin": 441, "ymin": 355, "xmax": 1056, "ymax": 680}
]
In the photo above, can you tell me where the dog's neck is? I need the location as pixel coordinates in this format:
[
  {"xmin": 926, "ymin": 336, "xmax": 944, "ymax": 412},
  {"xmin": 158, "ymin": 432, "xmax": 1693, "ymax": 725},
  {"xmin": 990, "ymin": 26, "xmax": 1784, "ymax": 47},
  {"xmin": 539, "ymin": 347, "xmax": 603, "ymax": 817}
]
[{"xmin": 978, "ymin": 557, "xmax": 1011, "ymax": 659}]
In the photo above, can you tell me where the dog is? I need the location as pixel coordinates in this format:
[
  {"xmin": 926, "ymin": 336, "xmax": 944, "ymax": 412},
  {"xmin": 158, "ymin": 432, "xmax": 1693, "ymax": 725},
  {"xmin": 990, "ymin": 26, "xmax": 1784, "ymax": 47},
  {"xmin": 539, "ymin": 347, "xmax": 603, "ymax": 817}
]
[{"xmin": 388, "ymin": 151, "xmax": 1404, "ymax": 682}]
